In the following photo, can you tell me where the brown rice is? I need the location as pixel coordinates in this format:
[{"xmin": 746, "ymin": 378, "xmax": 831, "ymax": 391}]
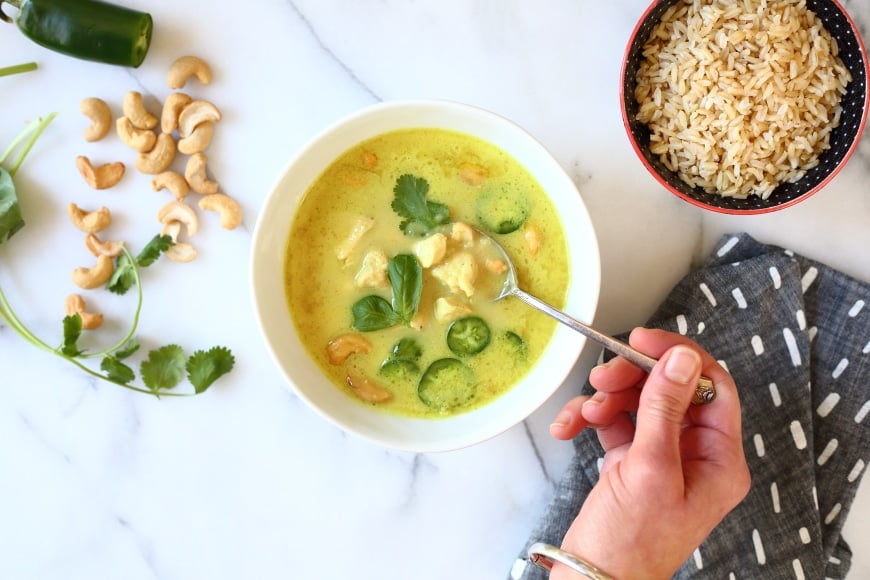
[{"xmin": 634, "ymin": 0, "xmax": 853, "ymax": 199}]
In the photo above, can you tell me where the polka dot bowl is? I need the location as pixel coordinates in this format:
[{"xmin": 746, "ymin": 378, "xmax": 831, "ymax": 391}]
[{"xmin": 620, "ymin": 0, "xmax": 869, "ymax": 214}]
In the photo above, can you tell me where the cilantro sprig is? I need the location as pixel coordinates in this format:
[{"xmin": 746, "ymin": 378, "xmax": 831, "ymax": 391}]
[
  {"xmin": 391, "ymin": 174, "xmax": 450, "ymax": 237},
  {"xmin": 0, "ymin": 115, "xmax": 234, "ymax": 396},
  {"xmin": 0, "ymin": 113, "xmax": 56, "ymax": 243},
  {"xmin": 0, "ymin": 243, "xmax": 236, "ymax": 396},
  {"xmin": 108, "ymin": 233, "xmax": 174, "ymax": 294}
]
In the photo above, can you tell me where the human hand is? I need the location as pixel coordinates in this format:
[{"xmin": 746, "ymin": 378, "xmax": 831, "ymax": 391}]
[{"xmin": 548, "ymin": 328, "xmax": 750, "ymax": 579}]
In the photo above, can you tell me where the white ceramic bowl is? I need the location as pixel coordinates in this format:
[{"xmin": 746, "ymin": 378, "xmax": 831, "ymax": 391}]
[{"xmin": 251, "ymin": 100, "xmax": 601, "ymax": 452}]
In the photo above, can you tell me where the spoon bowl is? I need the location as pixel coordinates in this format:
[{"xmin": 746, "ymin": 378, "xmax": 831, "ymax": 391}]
[{"xmin": 472, "ymin": 225, "xmax": 716, "ymax": 405}]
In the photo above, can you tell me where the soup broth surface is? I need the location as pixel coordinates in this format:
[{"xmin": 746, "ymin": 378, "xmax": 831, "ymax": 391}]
[{"xmin": 284, "ymin": 128, "xmax": 569, "ymax": 418}]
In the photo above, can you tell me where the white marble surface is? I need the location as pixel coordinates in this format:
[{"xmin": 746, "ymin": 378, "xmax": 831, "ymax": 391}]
[{"xmin": 1, "ymin": 1, "xmax": 868, "ymax": 579}]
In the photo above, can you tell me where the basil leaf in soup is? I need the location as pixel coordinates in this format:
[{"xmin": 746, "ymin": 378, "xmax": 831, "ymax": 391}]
[
  {"xmin": 388, "ymin": 254, "xmax": 422, "ymax": 324},
  {"xmin": 352, "ymin": 296, "xmax": 402, "ymax": 332}
]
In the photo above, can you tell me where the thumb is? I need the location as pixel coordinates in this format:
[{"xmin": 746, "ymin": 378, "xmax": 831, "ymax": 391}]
[{"xmin": 632, "ymin": 345, "xmax": 702, "ymax": 465}]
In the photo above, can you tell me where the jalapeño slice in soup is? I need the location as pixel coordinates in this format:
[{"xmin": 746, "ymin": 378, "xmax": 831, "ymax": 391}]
[{"xmin": 284, "ymin": 128, "xmax": 569, "ymax": 418}]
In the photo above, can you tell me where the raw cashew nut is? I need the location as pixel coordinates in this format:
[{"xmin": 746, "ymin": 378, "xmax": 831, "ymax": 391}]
[
  {"xmin": 85, "ymin": 233, "xmax": 123, "ymax": 258},
  {"xmin": 157, "ymin": 200, "xmax": 199, "ymax": 237},
  {"xmin": 72, "ymin": 255, "xmax": 115, "ymax": 290},
  {"xmin": 68, "ymin": 203, "xmax": 111, "ymax": 233},
  {"xmin": 122, "ymin": 91, "xmax": 158, "ymax": 130},
  {"xmin": 151, "ymin": 171, "xmax": 190, "ymax": 200},
  {"xmin": 80, "ymin": 97, "xmax": 112, "ymax": 142},
  {"xmin": 177, "ymin": 100, "xmax": 221, "ymax": 138},
  {"xmin": 198, "ymin": 193, "xmax": 242, "ymax": 230},
  {"xmin": 184, "ymin": 152, "xmax": 219, "ymax": 194},
  {"xmin": 64, "ymin": 294, "xmax": 104, "ymax": 330},
  {"xmin": 166, "ymin": 55, "xmax": 213, "ymax": 89},
  {"xmin": 135, "ymin": 133, "xmax": 177, "ymax": 175},
  {"xmin": 76, "ymin": 156, "xmax": 125, "ymax": 189},
  {"xmin": 161, "ymin": 92, "xmax": 192, "ymax": 134},
  {"xmin": 166, "ymin": 242, "xmax": 198, "ymax": 263},
  {"xmin": 177, "ymin": 122, "xmax": 214, "ymax": 155},
  {"xmin": 161, "ymin": 220, "xmax": 182, "ymax": 242},
  {"xmin": 116, "ymin": 117, "xmax": 157, "ymax": 152}
]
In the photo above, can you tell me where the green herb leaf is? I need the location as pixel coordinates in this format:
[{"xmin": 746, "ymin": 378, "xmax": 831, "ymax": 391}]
[
  {"xmin": 186, "ymin": 346, "xmax": 235, "ymax": 394},
  {"xmin": 108, "ymin": 234, "xmax": 174, "ymax": 295},
  {"xmin": 391, "ymin": 174, "xmax": 450, "ymax": 237},
  {"xmin": 388, "ymin": 254, "xmax": 422, "ymax": 324},
  {"xmin": 352, "ymin": 295, "xmax": 403, "ymax": 331},
  {"xmin": 113, "ymin": 338, "xmax": 140, "ymax": 360},
  {"xmin": 100, "ymin": 355, "xmax": 136, "ymax": 384},
  {"xmin": 0, "ymin": 114, "xmax": 53, "ymax": 244},
  {"xmin": 0, "ymin": 168, "xmax": 24, "ymax": 244},
  {"xmin": 61, "ymin": 314, "xmax": 83, "ymax": 357},
  {"xmin": 107, "ymin": 253, "xmax": 136, "ymax": 295},
  {"xmin": 140, "ymin": 344, "xmax": 186, "ymax": 392},
  {"xmin": 136, "ymin": 234, "xmax": 174, "ymax": 267}
]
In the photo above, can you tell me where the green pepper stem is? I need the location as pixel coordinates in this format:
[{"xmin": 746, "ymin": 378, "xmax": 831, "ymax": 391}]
[{"xmin": 0, "ymin": 1, "xmax": 21, "ymax": 23}]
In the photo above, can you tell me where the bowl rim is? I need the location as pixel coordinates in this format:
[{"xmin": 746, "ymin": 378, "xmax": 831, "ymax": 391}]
[
  {"xmin": 249, "ymin": 98, "xmax": 602, "ymax": 452},
  {"xmin": 619, "ymin": 0, "xmax": 870, "ymax": 215}
]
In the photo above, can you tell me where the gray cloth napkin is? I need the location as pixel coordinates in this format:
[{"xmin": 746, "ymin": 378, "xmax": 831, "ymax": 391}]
[{"xmin": 509, "ymin": 233, "xmax": 870, "ymax": 579}]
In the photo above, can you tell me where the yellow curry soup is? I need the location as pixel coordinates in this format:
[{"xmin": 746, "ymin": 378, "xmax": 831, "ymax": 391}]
[{"xmin": 284, "ymin": 128, "xmax": 570, "ymax": 418}]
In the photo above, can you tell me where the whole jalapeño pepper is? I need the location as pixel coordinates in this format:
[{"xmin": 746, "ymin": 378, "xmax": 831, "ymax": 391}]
[{"xmin": 0, "ymin": 0, "xmax": 152, "ymax": 67}]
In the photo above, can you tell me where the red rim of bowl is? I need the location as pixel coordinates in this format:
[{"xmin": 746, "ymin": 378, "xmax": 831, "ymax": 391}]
[{"xmin": 619, "ymin": 0, "xmax": 870, "ymax": 215}]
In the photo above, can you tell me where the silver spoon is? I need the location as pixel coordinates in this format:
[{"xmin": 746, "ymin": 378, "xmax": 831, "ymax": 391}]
[{"xmin": 472, "ymin": 226, "xmax": 715, "ymax": 405}]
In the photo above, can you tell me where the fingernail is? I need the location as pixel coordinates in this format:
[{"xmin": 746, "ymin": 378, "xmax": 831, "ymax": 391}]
[
  {"xmin": 551, "ymin": 411, "xmax": 571, "ymax": 429},
  {"xmin": 583, "ymin": 392, "xmax": 605, "ymax": 408},
  {"xmin": 664, "ymin": 347, "xmax": 701, "ymax": 384},
  {"xmin": 591, "ymin": 358, "xmax": 615, "ymax": 373}
]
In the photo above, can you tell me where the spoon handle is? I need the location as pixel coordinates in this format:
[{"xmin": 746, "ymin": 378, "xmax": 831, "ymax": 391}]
[{"xmin": 510, "ymin": 288, "xmax": 715, "ymax": 405}]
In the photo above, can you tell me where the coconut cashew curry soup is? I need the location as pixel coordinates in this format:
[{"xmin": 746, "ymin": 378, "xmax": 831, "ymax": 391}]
[{"xmin": 284, "ymin": 128, "xmax": 570, "ymax": 418}]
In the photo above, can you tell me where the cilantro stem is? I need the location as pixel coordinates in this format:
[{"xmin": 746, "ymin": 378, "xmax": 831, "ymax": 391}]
[
  {"xmin": 79, "ymin": 246, "xmax": 144, "ymax": 360},
  {"xmin": 56, "ymin": 350, "xmax": 158, "ymax": 395},
  {"xmin": 0, "ymin": 284, "xmax": 57, "ymax": 356},
  {"xmin": 0, "ymin": 250, "xmax": 187, "ymax": 397},
  {"xmin": 0, "ymin": 113, "xmax": 57, "ymax": 177},
  {"xmin": 0, "ymin": 62, "xmax": 37, "ymax": 78}
]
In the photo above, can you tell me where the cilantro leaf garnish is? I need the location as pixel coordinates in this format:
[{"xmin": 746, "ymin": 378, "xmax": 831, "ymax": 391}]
[
  {"xmin": 391, "ymin": 174, "xmax": 450, "ymax": 237},
  {"xmin": 100, "ymin": 356, "xmax": 136, "ymax": 384},
  {"xmin": 61, "ymin": 314, "xmax": 84, "ymax": 357},
  {"xmin": 108, "ymin": 234, "xmax": 174, "ymax": 295},
  {"xmin": 187, "ymin": 346, "xmax": 236, "ymax": 394},
  {"xmin": 113, "ymin": 338, "xmax": 140, "ymax": 360},
  {"xmin": 141, "ymin": 344, "xmax": 187, "ymax": 392},
  {"xmin": 136, "ymin": 234, "xmax": 174, "ymax": 267},
  {"xmin": 107, "ymin": 253, "xmax": 136, "ymax": 295}
]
